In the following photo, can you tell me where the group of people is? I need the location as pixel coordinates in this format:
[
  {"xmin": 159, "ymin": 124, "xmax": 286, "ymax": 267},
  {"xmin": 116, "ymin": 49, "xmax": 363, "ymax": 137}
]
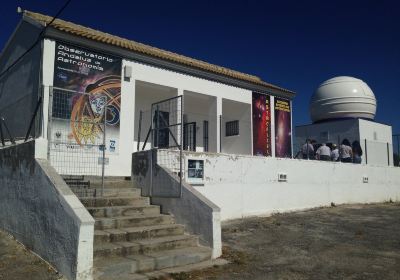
[{"xmin": 298, "ymin": 138, "xmax": 363, "ymax": 164}]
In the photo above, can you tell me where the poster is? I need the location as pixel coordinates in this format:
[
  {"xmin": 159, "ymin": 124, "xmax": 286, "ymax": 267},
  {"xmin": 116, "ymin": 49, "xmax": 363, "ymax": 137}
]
[
  {"xmin": 274, "ymin": 98, "xmax": 292, "ymax": 158},
  {"xmin": 252, "ymin": 92, "xmax": 271, "ymax": 156},
  {"xmin": 53, "ymin": 42, "xmax": 121, "ymax": 152},
  {"xmin": 187, "ymin": 159, "xmax": 204, "ymax": 184}
]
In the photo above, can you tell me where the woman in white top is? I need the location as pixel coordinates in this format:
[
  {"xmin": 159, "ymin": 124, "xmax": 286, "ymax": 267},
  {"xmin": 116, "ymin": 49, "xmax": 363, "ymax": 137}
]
[{"xmin": 340, "ymin": 139, "xmax": 353, "ymax": 163}]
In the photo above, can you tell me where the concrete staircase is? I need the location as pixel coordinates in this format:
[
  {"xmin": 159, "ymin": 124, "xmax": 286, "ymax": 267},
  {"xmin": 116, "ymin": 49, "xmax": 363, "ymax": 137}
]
[{"xmin": 70, "ymin": 177, "xmax": 213, "ymax": 280}]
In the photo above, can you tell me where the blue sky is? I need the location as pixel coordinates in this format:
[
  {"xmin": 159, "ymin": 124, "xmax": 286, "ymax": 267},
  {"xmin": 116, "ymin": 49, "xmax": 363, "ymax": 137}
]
[{"xmin": 1, "ymin": 0, "xmax": 399, "ymax": 134}]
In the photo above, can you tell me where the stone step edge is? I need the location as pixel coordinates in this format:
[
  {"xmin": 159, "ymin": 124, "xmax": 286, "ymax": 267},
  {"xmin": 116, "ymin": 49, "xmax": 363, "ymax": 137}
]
[
  {"xmin": 94, "ymin": 224, "xmax": 185, "ymax": 243},
  {"xmin": 79, "ymin": 195, "xmax": 146, "ymax": 200},
  {"xmin": 87, "ymin": 205, "xmax": 159, "ymax": 211},
  {"xmin": 143, "ymin": 257, "xmax": 229, "ymax": 278},
  {"xmin": 94, "ymin": 257, "xmax": 228, "ymax": 280},
  {"xmin": 94, "ymin": 213, "xmax": 172, "ymax": 222},
  {"xmin": 94, "ymin": 234, "xmax": 198, "ymax": 254},
  {"xmin": 94, "ymin": 246, "xmax": 213, "ymax": 274},
  {"xmin": 95, "ymin": 224, "xmax": 184, "ymax": 236}
]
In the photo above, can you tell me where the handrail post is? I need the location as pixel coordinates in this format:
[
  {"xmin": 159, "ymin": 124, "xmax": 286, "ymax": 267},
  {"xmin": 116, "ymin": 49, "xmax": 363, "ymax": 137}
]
[{"xmin": 137, "ymin": 110, "xmax": 143, "ymax": 151}]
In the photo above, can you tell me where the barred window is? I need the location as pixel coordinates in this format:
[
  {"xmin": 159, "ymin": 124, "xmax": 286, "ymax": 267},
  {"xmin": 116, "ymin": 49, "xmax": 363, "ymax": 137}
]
[{"xmin": 225, "ymin": 120, "xmax": 239, "ymax": 136}]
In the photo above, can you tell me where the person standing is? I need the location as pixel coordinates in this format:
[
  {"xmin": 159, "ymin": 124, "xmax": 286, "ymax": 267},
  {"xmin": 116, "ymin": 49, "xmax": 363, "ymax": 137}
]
[
  {"xmin": 301, "ymin": 139, "xmax": 314, "ymax": 159},
  {"xmin": 316, "ymin": 143, "xmax": 331, "ymax": 161},
  {"xmin": 331, "ymin": 144, "xmax": 339, "ymax": 161},
  {"xmin": 340, "ymin": 139, "xmax": 353, "ymax": 163},
  {"xmin": 352, "ymin": 140, "xmax": 363, "ymax": 164}
]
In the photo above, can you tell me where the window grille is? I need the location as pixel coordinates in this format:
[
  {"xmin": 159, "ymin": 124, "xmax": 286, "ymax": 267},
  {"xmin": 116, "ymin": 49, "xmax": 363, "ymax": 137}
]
[{"xmin": 225, "ymin": 120, "xmax": 239, "ymax": 137}]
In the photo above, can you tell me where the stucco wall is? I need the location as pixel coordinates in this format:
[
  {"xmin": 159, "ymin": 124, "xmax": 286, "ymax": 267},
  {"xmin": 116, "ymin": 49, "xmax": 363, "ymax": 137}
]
[
  {"xmin": 168, "ymin": 151, "xmax": 400, "ymax": 221},
  {"xmin": 0, "ymin": 141, "xmax": 94, "ymax": 280},
  {"xmin": 132, "ymin": 149, "xmax": 222, "ymax": 258}
]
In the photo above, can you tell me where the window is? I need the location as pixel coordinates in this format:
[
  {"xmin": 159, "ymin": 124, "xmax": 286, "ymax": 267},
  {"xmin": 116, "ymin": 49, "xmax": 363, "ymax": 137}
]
[{"xmin": 225, "ymin": 120, "xmax": 239, "ymax": 136}]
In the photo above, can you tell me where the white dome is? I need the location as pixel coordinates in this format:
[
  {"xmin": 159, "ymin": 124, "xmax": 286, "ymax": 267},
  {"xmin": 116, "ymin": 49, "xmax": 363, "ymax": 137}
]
[{"xmin": 310, "ymin": 76, "xmax": 377, "ymax": 123}]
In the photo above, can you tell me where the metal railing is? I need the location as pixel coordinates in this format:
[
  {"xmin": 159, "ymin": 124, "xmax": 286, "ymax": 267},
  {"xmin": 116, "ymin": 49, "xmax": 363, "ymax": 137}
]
[
  {"xmin": 136, "ymin": 95, "xmax": 183, "ymax": 198},
  {"xmin": 294, "ymin": 136, "xmax": 394, "ymax": 166},
  {"xmin": 48, "ymin": 87, "xmax": 106, "ymax": 196}
]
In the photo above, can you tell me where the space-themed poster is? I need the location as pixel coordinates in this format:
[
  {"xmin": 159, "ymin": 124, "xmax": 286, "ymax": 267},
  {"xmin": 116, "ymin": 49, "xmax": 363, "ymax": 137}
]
[
  {"xmin": 274, "ymin": 97, "xmax": 292, "ymax": 158},
  {"xmin": 53, "ymin": 42, "xmax": 121, "ymax": 153},
  {"xmin": 252, "ymin": 92, "xmax": 271, "ymax": 156}
]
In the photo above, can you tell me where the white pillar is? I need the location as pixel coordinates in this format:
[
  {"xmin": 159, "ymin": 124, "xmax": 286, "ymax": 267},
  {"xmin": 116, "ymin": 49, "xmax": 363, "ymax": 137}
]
[
  {"xmin": 35, "ymin": 39, "xmax": 55, "ymax": 159},
  {"xmin": 177, "ymin": 88, "xmax": 184, "ymax": 147},
  {"xmin": 216, "ymin": 97, "xmax": 222, "ymax": 153}
]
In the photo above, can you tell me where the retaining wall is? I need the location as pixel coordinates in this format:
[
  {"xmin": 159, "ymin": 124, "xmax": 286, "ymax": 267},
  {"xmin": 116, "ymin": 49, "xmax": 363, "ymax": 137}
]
[{"xmin": 0, "ymin": 141, "xmax": 94, "ymax": 280}]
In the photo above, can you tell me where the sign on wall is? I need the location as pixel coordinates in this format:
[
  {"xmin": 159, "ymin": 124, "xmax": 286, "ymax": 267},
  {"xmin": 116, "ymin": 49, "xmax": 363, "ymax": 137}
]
[
  {"xmin": 252, "ymin": 92, "xmax": 271, "ymax": 156},
  {"xmin": 53, "ymin": 42, "xmax": 122, "ymax": 151},
  {"xmin": 274, "ymin": 98, "xmax": 292, "ymax": 158},
  {"xmin": 187, "ymin": 159, "xmax": 204, "ymax": 184}
]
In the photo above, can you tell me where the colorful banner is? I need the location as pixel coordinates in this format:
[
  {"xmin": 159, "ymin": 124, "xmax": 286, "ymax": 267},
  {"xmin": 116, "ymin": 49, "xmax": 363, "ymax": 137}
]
[
  {"xmin": 53, "ymin": 42, "xmax": 121, "ymax": 150},
  {"xmin": 252, "ymin": 92, "xmax": 271, "ymax": 156},
  {"xmin": 274, "ymin": 98, "xmax": 292, "ymax": 158}
]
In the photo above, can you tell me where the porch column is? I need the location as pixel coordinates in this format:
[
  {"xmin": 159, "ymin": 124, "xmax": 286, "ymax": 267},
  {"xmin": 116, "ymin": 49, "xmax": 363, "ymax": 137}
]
[
  {"xmin": 209, "ymin": 97, "xmax": 222, "ymax": 153},
  {"xmin": 177, "ymin": 88, "xmax": 184, "ymax": 147}
]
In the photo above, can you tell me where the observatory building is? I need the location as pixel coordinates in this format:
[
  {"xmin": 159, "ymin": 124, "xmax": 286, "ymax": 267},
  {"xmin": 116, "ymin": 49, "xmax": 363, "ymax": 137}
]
[{"xmin": 295, "ymin": 76, "xmax": 393, "ymax": 166}]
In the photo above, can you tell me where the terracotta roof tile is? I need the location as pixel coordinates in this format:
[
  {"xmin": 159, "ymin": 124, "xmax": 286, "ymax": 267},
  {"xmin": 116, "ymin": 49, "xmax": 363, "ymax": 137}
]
[{"xmin": 24, "ymin": 10, "xmax": 294, "ymax": 94}]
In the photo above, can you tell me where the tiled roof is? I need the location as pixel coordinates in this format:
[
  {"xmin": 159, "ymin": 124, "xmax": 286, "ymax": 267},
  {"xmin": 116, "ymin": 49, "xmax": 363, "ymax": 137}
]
[{"xmin": 24, "ymin": 10, "xmax": 294, "ymax": 94}]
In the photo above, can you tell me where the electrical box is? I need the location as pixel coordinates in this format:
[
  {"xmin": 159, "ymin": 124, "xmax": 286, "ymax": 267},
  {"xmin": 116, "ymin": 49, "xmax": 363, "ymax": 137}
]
[{"xmin": 278, "ymin": 173, "xmax": 287, "ymax": 182}]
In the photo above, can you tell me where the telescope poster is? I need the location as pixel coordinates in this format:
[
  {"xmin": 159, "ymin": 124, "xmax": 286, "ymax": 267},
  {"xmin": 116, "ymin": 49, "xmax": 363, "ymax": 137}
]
[
  {"xmin": 53, "ymin": 42, "xmax": 121, "ymax": 151},
  {"xmin": 274, "ymin": 98, "xmax": 292, "ymax": 158},
  {"xmin": 252, "ymin": 92, "xmax": 271, "ymax": 156}
]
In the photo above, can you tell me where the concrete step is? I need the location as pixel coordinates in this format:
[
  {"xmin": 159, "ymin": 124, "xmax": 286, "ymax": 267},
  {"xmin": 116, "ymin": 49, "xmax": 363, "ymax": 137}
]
[
  {"xmin": 87, "ymin": 205, "xmax": 160, "ymax": 218},
  {"xmin": 94, "ymin": 234, "xmax": 199, "ymax": 258},
  {"xmin": 80, "ymin": 196, "xmax": 149, "ymax": 208},
  {"xmin": 94, "ymin": 214, "xmax": 174, "ymax": 230},
  {"xmin": 133, "ymin": 246, "xmax": 212, "ymax": 272},
  {"xmin": 94, "ymin": 224, "xmax": 185, "ymax": 244},
  {"xmin": 143, "ymin": 257, "xmax": 228, "ymax": 279},
  {"xmin": 94, "ymin": 246, "xmax": 210, "ymax": 277},
  {"xmin": 94, "ymin": 187, "xmax": 141, "ymax": 197},
  {"xmin": 87, "ymin": 176, "xmax": 133, "ymax": 189}
]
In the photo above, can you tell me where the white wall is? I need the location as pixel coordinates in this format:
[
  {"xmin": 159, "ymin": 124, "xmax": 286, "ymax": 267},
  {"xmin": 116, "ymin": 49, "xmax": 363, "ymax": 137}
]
[
  {"xmin": 295, "ymin": 119, "xmax": 360, "ymax": 151},
  {"xmin": 115, "ymin": 59, "xmax": 253, "ymax": 175},
  {"xmin": 221, "ymin": 99, "xmax": 252, "ymax": 155},
  {"xmin": 41, "ymin": 43, "xmax": 255, "ymax": 176},
  {"xmin": 359, "ymin": 119, "xmax": 393, "ymax": 166},
  {"xmin": 175, "ymin": 151, "xmax": 400, "ymax": 220},
  {"xmin": 183, "ymin": 91, "xmax": 216, "ymax": 152},
  {"xmin": 295, "ymin": 119, "xmax": 393, "ymax": 166}
]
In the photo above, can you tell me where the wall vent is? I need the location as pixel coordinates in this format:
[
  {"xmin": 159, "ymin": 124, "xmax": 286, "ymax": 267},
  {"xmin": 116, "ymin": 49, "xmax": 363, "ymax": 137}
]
[{"xmin": 278, "ymin": 173, "xmax": 287, "ymax": 182}]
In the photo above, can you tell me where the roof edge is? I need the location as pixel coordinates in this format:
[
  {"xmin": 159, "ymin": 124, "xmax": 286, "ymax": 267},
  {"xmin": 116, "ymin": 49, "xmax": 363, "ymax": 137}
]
[{"xmin": 23, "ymin": 10, "xmax": 295, "ymax": 96}]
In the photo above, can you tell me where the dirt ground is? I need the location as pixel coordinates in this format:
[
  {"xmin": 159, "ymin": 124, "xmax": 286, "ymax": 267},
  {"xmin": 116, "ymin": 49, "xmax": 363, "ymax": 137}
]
[
  {"xmin": 169, "ymin": 202, "xmax": 400, "ymax": 280},
  {"xmin": 0, "ymin": 230, "xmax": 64, "ymax": 280}
]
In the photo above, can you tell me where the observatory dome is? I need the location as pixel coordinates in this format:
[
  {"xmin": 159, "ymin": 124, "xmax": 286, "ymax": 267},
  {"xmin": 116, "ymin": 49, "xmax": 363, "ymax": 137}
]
[{"xmin": 310, "ymin": 76, "xmax": 377, "ymax": 123}]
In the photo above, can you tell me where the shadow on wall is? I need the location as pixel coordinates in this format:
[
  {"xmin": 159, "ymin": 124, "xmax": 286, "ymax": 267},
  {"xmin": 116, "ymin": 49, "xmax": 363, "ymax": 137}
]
[{"xmin": 0, "ymin": 141, "xmax": 94, "ymax": 280}]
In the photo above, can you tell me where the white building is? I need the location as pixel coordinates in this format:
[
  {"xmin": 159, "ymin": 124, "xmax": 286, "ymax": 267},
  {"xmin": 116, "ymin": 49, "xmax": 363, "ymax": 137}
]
[
  {"xmin": 0, "ymin": 11, "xmax": 399, "ymax": 223},
  {"xmin": 295, "ymin": 76, "xmax": 393, "ymax": 166},
  {"xmin": 0, "ymin": 10, "xmax": 295, "ymax": 178}
]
